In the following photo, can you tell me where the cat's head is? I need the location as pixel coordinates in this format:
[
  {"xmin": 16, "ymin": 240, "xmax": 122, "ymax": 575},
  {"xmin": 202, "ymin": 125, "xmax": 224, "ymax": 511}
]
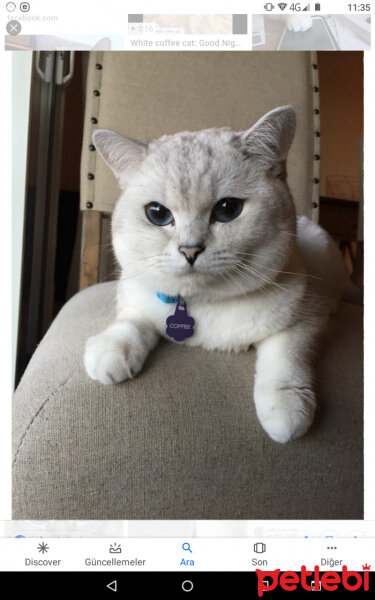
[{"xmin": 93, "ymin": 106, "xmax": 297, "ymax": 299}]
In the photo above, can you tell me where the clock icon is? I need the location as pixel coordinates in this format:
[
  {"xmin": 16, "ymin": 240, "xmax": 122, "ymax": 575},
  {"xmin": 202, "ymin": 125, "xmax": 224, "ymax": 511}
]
[{"xmin": 6, "ymin": 2, "xmax": 16, "ymax": 11}]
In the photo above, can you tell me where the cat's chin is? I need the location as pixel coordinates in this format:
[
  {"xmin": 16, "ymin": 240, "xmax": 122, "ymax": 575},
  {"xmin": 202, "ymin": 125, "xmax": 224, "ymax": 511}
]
[{"xmin": 143, "ymin": 270, "xmax": 222, "ymax": 299}]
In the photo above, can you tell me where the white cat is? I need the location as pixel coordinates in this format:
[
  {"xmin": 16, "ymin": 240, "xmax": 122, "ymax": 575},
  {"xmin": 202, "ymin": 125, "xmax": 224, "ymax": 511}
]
[
  {"xmin": 286, "ymin": 15, "xmax": 313, "ymax": 32},
  {"xmin": 84, "ymin": 106, "xmax": 349, "ymax": 444}
]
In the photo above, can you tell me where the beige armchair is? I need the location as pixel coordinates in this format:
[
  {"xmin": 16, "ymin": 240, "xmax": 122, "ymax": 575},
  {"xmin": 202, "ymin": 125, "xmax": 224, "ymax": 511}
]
[{"xmin": 13, "ymin": 51, "xmax": 363, "ymax": 519}]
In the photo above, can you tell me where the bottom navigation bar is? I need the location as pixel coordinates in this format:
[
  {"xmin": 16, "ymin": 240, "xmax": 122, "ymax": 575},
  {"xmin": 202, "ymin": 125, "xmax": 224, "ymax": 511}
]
[
  {"xmin": 0, "ymin": 571, "xmax": 374, "ymax": 594},
  {"xmin": 0, "ymin": 538, "xmax": 373, "ymax": 572}
]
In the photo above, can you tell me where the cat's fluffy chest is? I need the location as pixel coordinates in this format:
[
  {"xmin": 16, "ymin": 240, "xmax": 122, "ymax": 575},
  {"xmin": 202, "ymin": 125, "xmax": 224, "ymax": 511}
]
[{"xmin": 117, "ymin": 277, "xmax": 305, "ymax": 352}]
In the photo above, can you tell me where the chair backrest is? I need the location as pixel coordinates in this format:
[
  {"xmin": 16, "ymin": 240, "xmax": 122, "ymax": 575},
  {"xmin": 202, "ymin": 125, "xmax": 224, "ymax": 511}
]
[{"xmin": 80, "ymin": 51, "xmax": 320, "ymax": 289}]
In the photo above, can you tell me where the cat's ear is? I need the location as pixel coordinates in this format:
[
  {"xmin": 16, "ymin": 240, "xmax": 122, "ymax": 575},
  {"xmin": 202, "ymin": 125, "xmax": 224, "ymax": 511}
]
[
  {"xmin": 92, "ymin": 129, "xmax": 147, "ymax": 181},
  {"xmin": 240, "ymin": 106, "xmax": 296, "ymax": 174}
]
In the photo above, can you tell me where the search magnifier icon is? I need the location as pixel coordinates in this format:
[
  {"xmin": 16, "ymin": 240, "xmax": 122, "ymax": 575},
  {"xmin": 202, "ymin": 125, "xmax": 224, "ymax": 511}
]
[{"xmin": 182, "ymin": 542, "xmax": 192, "ymax": 553}]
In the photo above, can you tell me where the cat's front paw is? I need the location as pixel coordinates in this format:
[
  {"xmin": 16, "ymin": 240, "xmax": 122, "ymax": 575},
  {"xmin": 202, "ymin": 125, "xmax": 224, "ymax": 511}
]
[
  {"xmin": 84, "ymin": 331, "xmax": 147, "ymax": 384},
  {"xmin": 255, "ymin": 384, "xmax": 316, "ymax": 443},
  {"xmin": 286, "ymin": 15, "xmax": 313, "ymax": 32}
]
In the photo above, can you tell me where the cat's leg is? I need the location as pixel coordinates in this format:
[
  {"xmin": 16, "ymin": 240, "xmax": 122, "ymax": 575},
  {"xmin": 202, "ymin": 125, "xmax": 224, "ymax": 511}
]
[
  {"xmin": 254, "ymin": 320, "xmax": 322, "ymax": 443},
  {"xmin": 84, "ymin": 319, "xmax": 159, "ymax": 384}
]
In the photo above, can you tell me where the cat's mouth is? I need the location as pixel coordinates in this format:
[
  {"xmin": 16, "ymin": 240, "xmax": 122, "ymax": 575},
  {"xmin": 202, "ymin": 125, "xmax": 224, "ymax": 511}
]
[
  {"xmin": 182, "ymin": 265, "xmax": 199, "ymax": 276},
  {"xmin": 170, "ymin": 263, "xmax": 208, "ymax": 281},
  {"xmin": 179, "ymin": 264, "xmax": 224, "ymax": 282}
]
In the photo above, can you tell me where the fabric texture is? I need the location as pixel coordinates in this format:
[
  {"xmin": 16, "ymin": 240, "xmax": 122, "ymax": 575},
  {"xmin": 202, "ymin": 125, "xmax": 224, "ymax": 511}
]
[
  {"xmin": 80, "ymin": 51, "xmax": 318, "ymax": 219},
  {"xmin": 13, "ymin": 282, "xmax": 363, "ymax": 519}
]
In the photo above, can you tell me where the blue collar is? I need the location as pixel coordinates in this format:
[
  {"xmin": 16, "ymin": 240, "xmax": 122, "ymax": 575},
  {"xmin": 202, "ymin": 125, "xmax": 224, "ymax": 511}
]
[{"xmin": 156, "ymin": 292, "xmax": 180, "ymax": 304}]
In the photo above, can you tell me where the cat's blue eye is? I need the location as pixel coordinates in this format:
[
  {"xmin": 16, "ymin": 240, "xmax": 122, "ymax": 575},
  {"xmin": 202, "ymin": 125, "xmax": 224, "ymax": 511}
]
[
  {"xmin": 212, "ymin": 198, "xmax": 244, "ymax": 223},
  {"xmin": 145, "ymin": 202, "xmax": 174, "ymax": 226}
]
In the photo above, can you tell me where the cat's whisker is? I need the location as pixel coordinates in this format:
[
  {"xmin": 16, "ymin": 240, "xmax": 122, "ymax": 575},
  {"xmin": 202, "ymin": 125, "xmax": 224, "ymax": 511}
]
[
  {"xmin": 236, "ymin": 250, "xmax": 288, "ymax": 261},
  {"xmin": 236, "ymin": 255, "xmax": 324, "ymax": 282},
  {"xmin": 236, "ymin": 262, "xmax": 290, "ymax": 292},
  {"xmin": 93, "ymin": 257, "xmax": 166, "ymax": 309},
  {"xmin": 234, "ymin": 262, "xmax": 328, "ymax": 303},
  {"xmin": 230, "ymin": 265, "xmax": 276, "ymax": 299},
  {"xmin": 120, "ymin": 260, "xmax": 164, "ymax": 283},
  {"xmin": 97, "ymin": 268, "xmax": 121, "ymax": 284},
  {"xmin": 235, "ymin": 265, "xmax": 294, "ymax": 299},
  {"xmin": 221, "ymin": 266, "xmax": 248, "ymax": 296},
  {"xmin": 123, "ymin": 253, "xmax": 165, "ymax": 268}
]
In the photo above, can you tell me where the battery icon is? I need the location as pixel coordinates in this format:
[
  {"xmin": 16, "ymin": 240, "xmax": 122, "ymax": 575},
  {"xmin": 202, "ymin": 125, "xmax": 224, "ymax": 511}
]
[{"xmin": 315, "ymin": 3, "xmax": 321, "ymax": 9}]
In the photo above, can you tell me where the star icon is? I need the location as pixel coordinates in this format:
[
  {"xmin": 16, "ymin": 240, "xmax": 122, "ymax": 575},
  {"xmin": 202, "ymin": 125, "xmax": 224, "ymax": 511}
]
[{"xmin": 38, "ymin": 542, "xmax": 49, "ymax": 554}]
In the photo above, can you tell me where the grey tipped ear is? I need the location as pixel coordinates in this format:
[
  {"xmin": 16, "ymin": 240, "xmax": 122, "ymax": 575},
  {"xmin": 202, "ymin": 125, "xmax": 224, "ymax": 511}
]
[
  {"xmin": 241, "ymin": 106, "xmax": 296, "ymax": 170},
  {"xmin": 92, "ymin": 129, "xmax": 147, "ymax": 180}
]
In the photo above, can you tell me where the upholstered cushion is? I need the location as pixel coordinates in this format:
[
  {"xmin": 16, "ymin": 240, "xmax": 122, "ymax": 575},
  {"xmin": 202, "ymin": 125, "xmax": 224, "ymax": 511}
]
[{"xmin": 13, "ymin": 282, "xmax": 363, "ymax": 519}]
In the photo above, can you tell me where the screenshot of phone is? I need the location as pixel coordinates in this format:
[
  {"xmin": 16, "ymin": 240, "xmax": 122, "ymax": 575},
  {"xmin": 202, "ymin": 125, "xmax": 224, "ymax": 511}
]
[{"xmin": 0, "ymin": 0, "xmax": 373, "ymax": 594}]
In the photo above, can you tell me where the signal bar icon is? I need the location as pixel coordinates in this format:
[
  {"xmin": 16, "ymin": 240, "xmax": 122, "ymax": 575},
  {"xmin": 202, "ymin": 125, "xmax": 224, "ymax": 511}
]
[{"xmin": 278, "ymin": 2, "xmax": 287, "ymax": 9}]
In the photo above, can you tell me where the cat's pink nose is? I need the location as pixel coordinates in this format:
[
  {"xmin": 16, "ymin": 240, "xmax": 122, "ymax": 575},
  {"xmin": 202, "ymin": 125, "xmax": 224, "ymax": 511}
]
[{"xmin": 179, "ymin": 245, "xmax": 205, "ymax": 265}]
